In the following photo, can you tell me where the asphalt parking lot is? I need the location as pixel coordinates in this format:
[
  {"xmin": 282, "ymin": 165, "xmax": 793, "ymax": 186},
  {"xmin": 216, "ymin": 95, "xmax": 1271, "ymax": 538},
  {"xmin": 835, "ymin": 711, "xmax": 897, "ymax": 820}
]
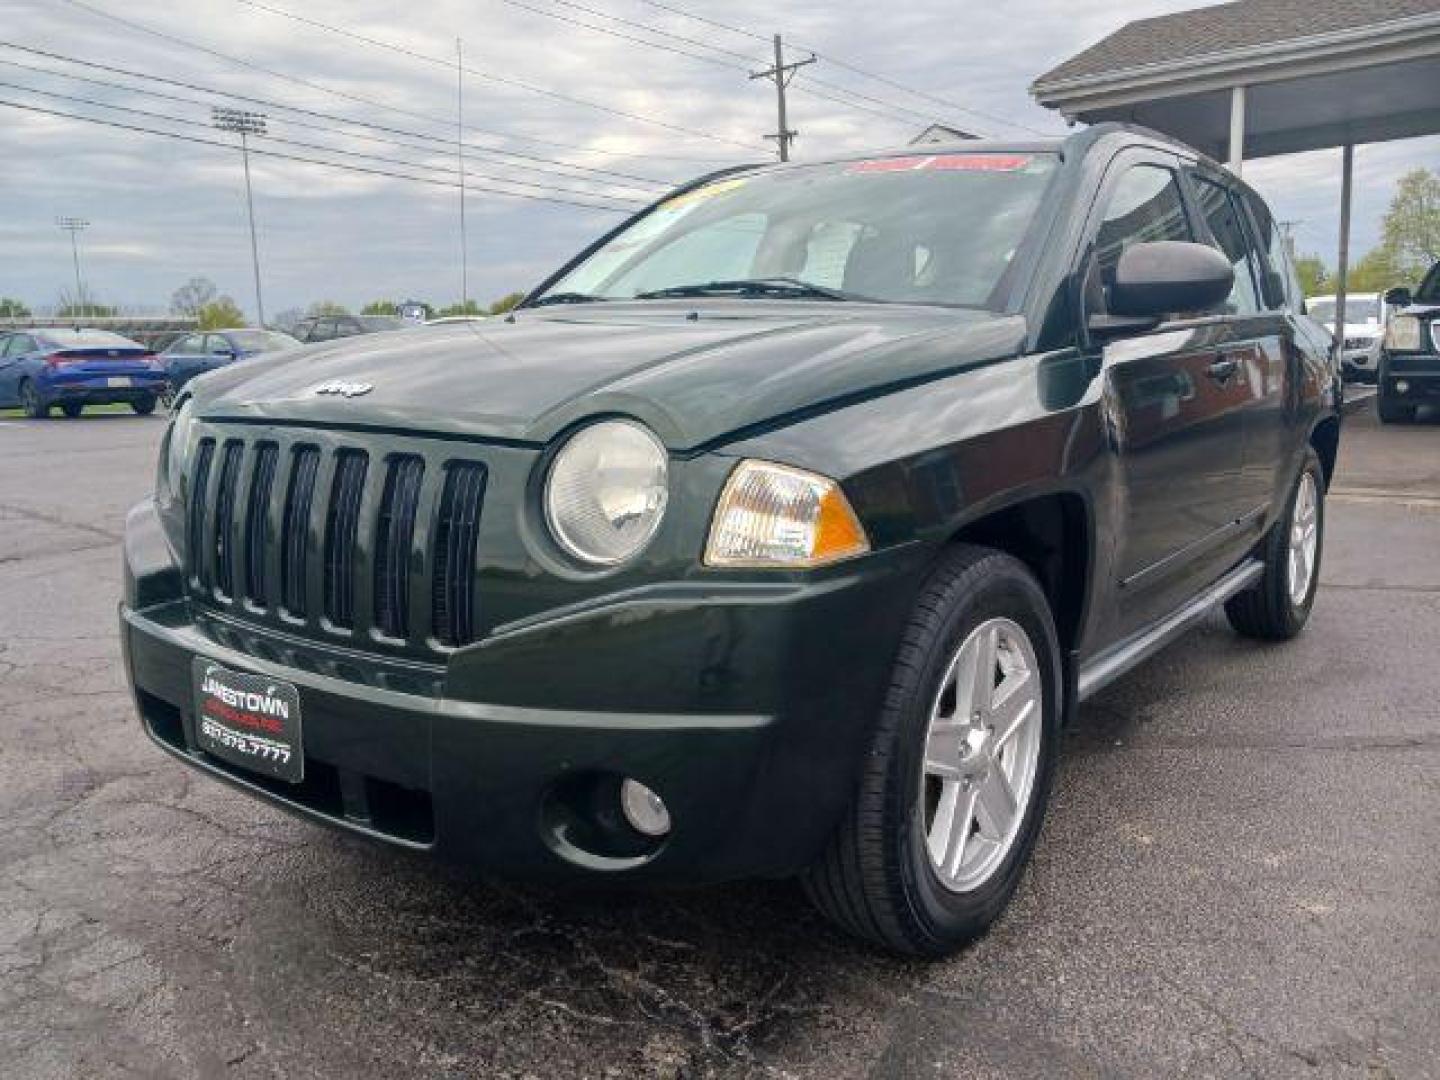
[{"xmin": 1, "ymin": 404, "xmax": 1437, "ymax": 1079}]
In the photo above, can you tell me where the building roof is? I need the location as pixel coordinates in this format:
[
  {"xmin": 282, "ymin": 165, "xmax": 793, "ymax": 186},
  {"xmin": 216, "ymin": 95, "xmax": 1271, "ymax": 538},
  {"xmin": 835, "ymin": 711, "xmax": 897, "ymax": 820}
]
[{"xmin": 1034, "ymin": 0, "xmax": 1440, "ymax": 89}]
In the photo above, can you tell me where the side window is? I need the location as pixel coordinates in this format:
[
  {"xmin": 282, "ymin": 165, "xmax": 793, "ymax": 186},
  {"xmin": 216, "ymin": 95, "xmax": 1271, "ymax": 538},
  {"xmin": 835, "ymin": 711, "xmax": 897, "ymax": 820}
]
[
  {"xmin": 1242, "ymin": 191, "xmax": 1300, "ymax": 311},
  {"xmin": 10, "ymin": 334, "xmax": 37, "ymax": 355},
  {"xmin": 1089, "ymin": 164, "xmax": 1194, "ymax": 316},
  {"xmin": 307, "ymin": 320, "xmax": 336, "ymax": 342},
  {"xmin": 177, "ymin": 334, "xmax": 206, "ymax": 353},
  {"xmin": 207, "ymin": 335, "xmax": 232, "ymax": 355},
  {"xmin": 1191, "ymin": 175, "xmax": 1261, "ymax": 315}
]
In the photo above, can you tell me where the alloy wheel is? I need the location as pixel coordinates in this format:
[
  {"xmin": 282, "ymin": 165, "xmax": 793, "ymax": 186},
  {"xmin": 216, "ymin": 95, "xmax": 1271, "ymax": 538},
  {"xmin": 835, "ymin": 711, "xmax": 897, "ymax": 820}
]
[
  {"xmin": 1288, "ymin": 472, "xmax": 1319, "ymax": 606},
  {"xmin": 920, "ymin": 617, "xmax": 1043, "ymax": 893}
]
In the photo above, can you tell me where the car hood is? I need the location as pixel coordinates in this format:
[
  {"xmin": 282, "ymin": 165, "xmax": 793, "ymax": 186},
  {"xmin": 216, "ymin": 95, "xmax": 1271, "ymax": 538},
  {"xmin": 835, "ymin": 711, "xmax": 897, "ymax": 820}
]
[{"xmin": 188, "ymin": 301, "xmax": 1027, "ymax": 451}]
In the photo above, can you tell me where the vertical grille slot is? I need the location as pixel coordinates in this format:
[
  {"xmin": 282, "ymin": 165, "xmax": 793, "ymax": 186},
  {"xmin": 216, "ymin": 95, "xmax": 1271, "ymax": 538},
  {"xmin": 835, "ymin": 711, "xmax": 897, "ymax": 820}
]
[
  {"xmin": 281, "ymin": 446, "xmax": 321, "ymax": 617},
  {"xmin": 186, "ymin": 439, "xmax": 215, "ymax": 587},
  {"xmin": 323, "ymin": 450, "xmax": 369, "ymax": 628},
  {"xmin": 374, "ymin": 456, "xmax": 425, "ymax": 640},
  {"xmin": 432, "ymin": 462, "xmax": 486, "ymax": 646},
  {"xmin": 211, "ymin": 441, "xmax": 244, "ymax": 597},
  {"xmin": 244, "ymin": 443, "xmax": 279, "ymax": 606}
]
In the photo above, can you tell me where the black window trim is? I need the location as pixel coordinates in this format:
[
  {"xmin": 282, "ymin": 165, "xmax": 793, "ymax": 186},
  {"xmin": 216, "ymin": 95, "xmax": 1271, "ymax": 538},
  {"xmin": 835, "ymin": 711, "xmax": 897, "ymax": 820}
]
[{"xmin": 1181, "ymin": 167, "xmax": 1269, "ymax": 317}]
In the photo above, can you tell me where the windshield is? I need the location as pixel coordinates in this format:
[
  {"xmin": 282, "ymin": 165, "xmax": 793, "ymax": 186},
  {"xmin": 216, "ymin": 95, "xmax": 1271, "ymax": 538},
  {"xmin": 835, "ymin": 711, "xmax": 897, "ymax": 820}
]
[
  {"xmin": 229, "ymin": 330, "xmax": 300, "ymax": 352},
  {"xmin": 539, "ymin": 153, "xmax": 1060, "ymax": 309},
  {"xmin": 1417, "ymin": 263, "xmax": 1440, "ymax": 304},
  {"xmin": 1307, "ymin": 297, "xmax": 1381, "ymax": 325}
]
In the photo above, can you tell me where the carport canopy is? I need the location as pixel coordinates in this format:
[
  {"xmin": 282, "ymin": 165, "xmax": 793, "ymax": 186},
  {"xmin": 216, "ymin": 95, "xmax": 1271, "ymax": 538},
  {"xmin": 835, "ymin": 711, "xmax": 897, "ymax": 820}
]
[{"xmin": 1030, "ymin": 0, "xmax": 1440, "ymax": 329}]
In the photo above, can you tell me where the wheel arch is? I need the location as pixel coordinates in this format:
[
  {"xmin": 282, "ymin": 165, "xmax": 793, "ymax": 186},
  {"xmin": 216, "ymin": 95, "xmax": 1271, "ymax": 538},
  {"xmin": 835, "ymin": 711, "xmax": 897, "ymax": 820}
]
[
  {"xmin": 1308, "ymin": 414, "xmax": 1340, "ymax": 490},
  {"xmin": 944, "ymin": 488, "xmax": 1094, "ymax": 666}
]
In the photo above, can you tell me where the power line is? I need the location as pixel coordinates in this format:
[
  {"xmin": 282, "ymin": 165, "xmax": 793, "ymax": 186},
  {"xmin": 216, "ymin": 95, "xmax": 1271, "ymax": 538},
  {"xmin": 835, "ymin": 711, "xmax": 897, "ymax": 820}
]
[
  {"xmin": 0, "ymin": 78, "xmax": 647, "ymax": 206},
  {"xmin": 0, "ymin": 98, "xmax": 640, "ymax": 212},
  {"xmin": 222, "ymin": 0, "xmax": 760, "ymax": 149},
  {"xmin": 628, "ymin": 0, "xmax": 1050, "ymax": 136},
  {"xmin": 0, "ymin": 52, "xmax": 665, "ymax": 194},
  {"xmin": 38, "ymin": 6, "xmax": 740, "ymax": 163},
  {"xmin": 0, "ymin": 44, "xmax": 675, "ymax": 190}
]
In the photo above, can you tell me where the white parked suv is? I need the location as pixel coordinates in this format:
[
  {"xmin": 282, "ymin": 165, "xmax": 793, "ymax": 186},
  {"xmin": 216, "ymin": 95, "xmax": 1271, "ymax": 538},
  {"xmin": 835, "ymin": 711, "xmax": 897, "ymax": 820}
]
[{"xmin": 1307, "ymin": 292, "xmax": 1390, "ymax": 383}]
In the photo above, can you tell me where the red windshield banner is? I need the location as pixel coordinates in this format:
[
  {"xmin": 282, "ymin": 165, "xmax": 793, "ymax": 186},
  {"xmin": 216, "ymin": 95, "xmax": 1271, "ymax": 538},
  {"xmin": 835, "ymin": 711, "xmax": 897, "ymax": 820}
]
[{"xmin": 846, "ymin": 154, "xmax": 1034, "ymax": 174}]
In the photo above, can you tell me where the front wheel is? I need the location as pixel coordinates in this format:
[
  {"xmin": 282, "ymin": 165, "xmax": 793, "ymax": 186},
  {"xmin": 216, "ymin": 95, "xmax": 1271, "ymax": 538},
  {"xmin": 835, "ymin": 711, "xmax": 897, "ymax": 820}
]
[
  {"xmin": 1225, "ymin": 449, "xmax": 1324, "ymax": 640},
  {"xmin": 60, "ymin": 401, "xmax": 84, "ymax": 419},
  {"xmin": 802, "ymin": 545, "xmax": 1061, "ymax": 957},
  {"xmin": 131, "ymin": 395, "xmax": 157, "ymax": 416},
  {"xmin": 19, "ymin": 379, "xmax": 48, "ymax": 419}
]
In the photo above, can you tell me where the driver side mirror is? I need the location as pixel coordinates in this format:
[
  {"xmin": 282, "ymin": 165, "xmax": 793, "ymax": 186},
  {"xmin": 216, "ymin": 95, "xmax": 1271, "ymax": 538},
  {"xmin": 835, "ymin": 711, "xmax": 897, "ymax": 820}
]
[
  {"xmin": 1383, "ymin": 285, "xmax": 1412, "ymax": 308},
  {"xmin": 1107, "ymin": 241, "xmax": 1235, "ymax": 320}
]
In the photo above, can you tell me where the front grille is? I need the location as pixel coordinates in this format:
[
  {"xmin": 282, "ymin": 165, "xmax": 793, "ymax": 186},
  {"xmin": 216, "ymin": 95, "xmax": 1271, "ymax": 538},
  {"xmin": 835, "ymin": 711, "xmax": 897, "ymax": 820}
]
[
  {"xmin": 323, "ymin": 451, "xmax": 369, "ymax": 628},
  {"xmin": 183, "ymin": 430, "xmax": 489, "ymax": 654}
]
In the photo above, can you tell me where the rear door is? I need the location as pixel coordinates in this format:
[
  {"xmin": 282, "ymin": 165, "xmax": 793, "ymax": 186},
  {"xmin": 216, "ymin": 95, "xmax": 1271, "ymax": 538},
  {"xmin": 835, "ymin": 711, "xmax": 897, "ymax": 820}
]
[{"xmin": 1081, "ymin": 152, "xmax": 1250, "ymax": 633}]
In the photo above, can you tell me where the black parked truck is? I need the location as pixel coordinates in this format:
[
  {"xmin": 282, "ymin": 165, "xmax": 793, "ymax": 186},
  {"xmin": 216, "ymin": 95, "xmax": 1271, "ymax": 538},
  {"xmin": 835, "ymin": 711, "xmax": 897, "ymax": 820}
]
[
  {"xmin": 1379, "ymin": 262, "xmax": 1440, "ymax": 423},
  {"xmin": 121, "ymin": 124, "xmax": 1341, "ymax": 957}
]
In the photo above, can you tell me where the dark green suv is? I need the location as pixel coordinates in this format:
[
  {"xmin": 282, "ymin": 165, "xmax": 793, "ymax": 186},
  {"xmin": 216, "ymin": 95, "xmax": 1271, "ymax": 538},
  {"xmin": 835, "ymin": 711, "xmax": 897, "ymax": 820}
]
[
  {"xmin": 122, "ymin": 125, "xmax": 1340, "ymax": 956},
  {"xmin": 1379, "ymin": 264, "xmax": 1440, "ymax": 423}
]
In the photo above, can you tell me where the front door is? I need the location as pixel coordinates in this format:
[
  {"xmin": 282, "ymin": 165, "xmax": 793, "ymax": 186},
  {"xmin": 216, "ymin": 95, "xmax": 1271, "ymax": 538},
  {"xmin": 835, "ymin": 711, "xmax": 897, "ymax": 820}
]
[{"xmin": 1083, "ymin": 157, "xmax": 1253, "ymax": 633}]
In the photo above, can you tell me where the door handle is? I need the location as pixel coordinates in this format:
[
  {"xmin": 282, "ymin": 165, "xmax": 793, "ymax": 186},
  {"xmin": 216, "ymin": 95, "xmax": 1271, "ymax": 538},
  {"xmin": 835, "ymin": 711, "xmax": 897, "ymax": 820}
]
[{"xmin": 1207, "ymin": 356, "xmax": 1240, "ymax": 381}]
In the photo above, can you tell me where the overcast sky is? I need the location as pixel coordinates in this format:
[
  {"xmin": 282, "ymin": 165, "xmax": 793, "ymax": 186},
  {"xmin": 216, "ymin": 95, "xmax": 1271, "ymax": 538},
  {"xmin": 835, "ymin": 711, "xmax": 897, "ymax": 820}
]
[{"xmin": 4, "ymin": 0, "xmax": 1437, "ymax": 319}]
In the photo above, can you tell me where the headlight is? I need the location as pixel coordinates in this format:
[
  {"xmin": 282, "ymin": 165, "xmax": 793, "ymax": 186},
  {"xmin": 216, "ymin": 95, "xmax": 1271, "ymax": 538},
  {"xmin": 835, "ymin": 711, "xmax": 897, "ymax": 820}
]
[
  {"xmin": 544, "ymin": 419, "xmax": 669, "ymax": 566},
  {"xmin": 705, "ymin": 461, "xmax": 869, "ymax": 568},
  {"xmin": 157, "ymin": 394, "xmax": 195, "ymax": 506},
  {"xmin": 1385, "ymin": 315, "xmax": 1422, "ymax": 352}
]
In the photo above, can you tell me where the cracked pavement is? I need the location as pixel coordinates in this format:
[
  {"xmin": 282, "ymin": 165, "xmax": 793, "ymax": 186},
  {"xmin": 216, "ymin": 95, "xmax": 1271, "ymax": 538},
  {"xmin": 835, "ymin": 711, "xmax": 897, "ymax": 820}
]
[{"xmin": 1, "ymin": 407, "xmax": 1437, "ymax": 1078}]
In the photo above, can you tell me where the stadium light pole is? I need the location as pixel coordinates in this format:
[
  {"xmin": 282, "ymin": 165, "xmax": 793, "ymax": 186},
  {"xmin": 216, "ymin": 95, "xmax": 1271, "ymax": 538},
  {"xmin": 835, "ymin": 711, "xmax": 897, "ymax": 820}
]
[
  {"xmin": 55, "ymin": 216, "xmax": 90, "ymax": 317},
  {"xmin": 212, "ymin": 107, "xmax": 267, "ymax": 327}
]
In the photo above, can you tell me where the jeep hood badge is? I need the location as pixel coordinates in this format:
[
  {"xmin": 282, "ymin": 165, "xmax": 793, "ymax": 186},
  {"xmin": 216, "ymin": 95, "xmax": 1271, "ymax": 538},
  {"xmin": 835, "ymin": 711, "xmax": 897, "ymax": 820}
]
[{"xmin": 313, "ymin": 381, "xmax": 374, "ymax": 398}]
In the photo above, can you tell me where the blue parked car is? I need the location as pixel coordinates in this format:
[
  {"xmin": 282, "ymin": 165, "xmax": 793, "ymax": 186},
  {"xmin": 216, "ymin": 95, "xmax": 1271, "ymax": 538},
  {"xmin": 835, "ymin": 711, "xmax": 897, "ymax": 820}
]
[
  {"xmin": 0, "ymin": 328, "xmax": 169, "ymax": 418},
  {"xmin": 159, "ymin": 327, "xmax": 301, "ymax": 396}
]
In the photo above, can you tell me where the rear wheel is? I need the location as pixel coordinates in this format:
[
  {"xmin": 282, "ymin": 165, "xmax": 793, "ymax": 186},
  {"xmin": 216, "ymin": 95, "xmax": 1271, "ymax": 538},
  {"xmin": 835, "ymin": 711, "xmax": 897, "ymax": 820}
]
[
  {"xmin": 60, "ymin": 401, "xmax": 84, "ymax": 419},
  {"xmin": 802, "ymin": 545, "xmax": 1061, "ymax": 957},
  {"xmin": 18, "ymin": 380, "xmax": 48, "ymax": 419},
  {"xmin": 1225, "ymin": 449, "xmax": 1324, "ymax": 641},
  {"xmin": 131, "ymin": 395, "xmax": 157, "ymax": 416}
]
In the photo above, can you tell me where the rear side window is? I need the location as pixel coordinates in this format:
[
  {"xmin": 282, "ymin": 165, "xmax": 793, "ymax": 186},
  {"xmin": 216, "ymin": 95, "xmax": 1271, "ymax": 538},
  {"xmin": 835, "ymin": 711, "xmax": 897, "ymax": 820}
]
[
  {"xmin": 1191, "ymin": 175, "xmax": 1261, "ymax": 315},
  {"xmin": 1089, "ymin": 164, "xmax": 1194, "ymax": 315}
]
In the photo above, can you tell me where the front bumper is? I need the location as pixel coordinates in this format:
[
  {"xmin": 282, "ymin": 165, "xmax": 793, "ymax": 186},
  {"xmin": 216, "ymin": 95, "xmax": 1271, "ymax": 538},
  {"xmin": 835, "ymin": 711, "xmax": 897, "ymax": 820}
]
[
  {"xmin": 1381, "ymin": 365, "xmax": 1440, "ymax": 404},
  {"xmin": 121, "ymin": 498, "xmax": 927, "ymax": 881}
]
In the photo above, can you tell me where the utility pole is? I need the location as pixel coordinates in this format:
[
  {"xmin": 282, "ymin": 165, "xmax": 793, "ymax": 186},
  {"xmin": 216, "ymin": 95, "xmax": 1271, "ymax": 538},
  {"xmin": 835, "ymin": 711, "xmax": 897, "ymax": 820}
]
[
  {"xmin": 749, "ymin": 34, "xmax": 815, "ymax": 162},
  {"xmin": 55, "ymin": 216, "xmax": 89, "ymax": 317},
  {"xmin": 212, "ymin": 106, "xmax": 267, "ymax": 327},
  {"xmin": 456, "ymin": 37, "xmax": 469, "ymax": 311}
]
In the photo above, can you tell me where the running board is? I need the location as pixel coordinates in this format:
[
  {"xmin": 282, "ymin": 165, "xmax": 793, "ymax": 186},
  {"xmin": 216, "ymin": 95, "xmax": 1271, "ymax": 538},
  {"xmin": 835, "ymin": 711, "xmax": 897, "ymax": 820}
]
[{"xmin": 1077, "ymin": 559, "xmax": 1265, "ymax": 701}]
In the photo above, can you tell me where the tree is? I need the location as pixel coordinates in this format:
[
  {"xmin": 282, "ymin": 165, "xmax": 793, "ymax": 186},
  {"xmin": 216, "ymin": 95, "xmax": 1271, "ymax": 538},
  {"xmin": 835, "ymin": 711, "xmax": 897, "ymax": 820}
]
[
  {"xmin": 1346, "ymin": 246, "xmax": 1407, "ymax": 293},
  {"xmin": 1294, "ymin": 255, "xmax": 1329, "ymax": 298},
  {"xmin": 197, "ymin": 297, "xmax": 246, "ymax": 330},
  {"xmin": 433, "ymin": 299, "xmax": 485, "ymax": 318},
  {"xmin": 170, "ymin": 277, "xmax": 218, "ymax": 318},
  {"xmin": 361, "ymin": 299, "xmax": 398, "ymax": 315},
  {"xmin": 488, "ymin": 291, "xmax": 526, "ymax": 315},
  {"xmin": 0, "ymin": 297, "xmax": 31, "ymax": 318},
  {"xmin": 1379, "ymin": 167, "xmax": 1440, "ymax": 279},
  {"xmin": 306, "ymin": 299, "xmax": 350, "ymax": 317},
  {"xmin": 56, "ymin": 287, "xmax": 116, "ymax": 318},
  {"xmin": 270, "ymin": 307, "xmax": 303, "ymax": 332}
]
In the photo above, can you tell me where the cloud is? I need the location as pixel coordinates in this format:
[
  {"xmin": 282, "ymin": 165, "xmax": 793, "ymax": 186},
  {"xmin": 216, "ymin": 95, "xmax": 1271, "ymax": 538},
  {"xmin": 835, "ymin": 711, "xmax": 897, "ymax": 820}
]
[{"xmin": 1, "ymin": 0, "xmax": 1435, "ymax": 315}]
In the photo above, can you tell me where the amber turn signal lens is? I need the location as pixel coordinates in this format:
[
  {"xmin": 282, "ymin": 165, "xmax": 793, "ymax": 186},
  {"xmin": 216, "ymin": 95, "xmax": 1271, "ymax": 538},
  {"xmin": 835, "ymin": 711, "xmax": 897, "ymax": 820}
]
[{"xmin": 705, "ymin": 460, "xmax": 870, "ymax": 568}]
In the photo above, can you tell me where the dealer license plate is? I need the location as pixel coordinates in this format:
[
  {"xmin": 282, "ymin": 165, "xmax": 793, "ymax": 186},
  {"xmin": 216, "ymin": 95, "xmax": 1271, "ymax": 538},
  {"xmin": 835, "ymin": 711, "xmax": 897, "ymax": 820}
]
[
  {"xmin": 192, "ymin": 659, "xmax": 304, "ymax": 783},
  {"xmin": 107, "ymin": 376, "xmax": 132, "ymax": 388}
]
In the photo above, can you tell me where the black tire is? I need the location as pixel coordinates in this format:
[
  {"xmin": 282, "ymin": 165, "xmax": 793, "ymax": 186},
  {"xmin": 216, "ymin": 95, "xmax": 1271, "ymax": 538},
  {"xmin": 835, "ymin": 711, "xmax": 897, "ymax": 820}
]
[
  {"xmin": 1377, "ymin": 392, "xmax": 1414, "ymax": 424},
  {"xmin": 131, "ymin": 395, "xmax": 157, "ymax": 416},
  {"xmin": 18, "ymin": 379, "xmax": 48, "ymax": 419},
  {"xmin": 60, "ymin": 401, "xmax": 84, "ymax": 419},
  {"xmin": 1225, "ymin": 448, "xmax": 1325, "ymax": 641},
  {"xmin": 802, "ymin": 544, "xmax": 1062, "ymax": 957}
]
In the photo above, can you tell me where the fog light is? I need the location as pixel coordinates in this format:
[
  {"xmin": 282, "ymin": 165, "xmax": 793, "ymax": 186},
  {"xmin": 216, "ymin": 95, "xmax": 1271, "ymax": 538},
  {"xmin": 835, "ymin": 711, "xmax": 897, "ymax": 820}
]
[
  {"xmin": 1396, "ymin": 380, "xmax": 1411, "ymax": 394},
  {"xmin": 619, "ymin": 779, "xmax": 671, "ymax": 837}
]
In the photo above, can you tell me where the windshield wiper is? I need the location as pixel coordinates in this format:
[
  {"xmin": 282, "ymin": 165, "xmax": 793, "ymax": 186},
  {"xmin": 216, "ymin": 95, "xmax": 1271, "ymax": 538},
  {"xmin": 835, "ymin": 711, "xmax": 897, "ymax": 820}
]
[
  {"xmin": 527, "ymin": 291, "xmax": 609, "ymax": 307},
  {"xmin": 634, "ymin": 277, "xmax": 865, "ymax": 302}
]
